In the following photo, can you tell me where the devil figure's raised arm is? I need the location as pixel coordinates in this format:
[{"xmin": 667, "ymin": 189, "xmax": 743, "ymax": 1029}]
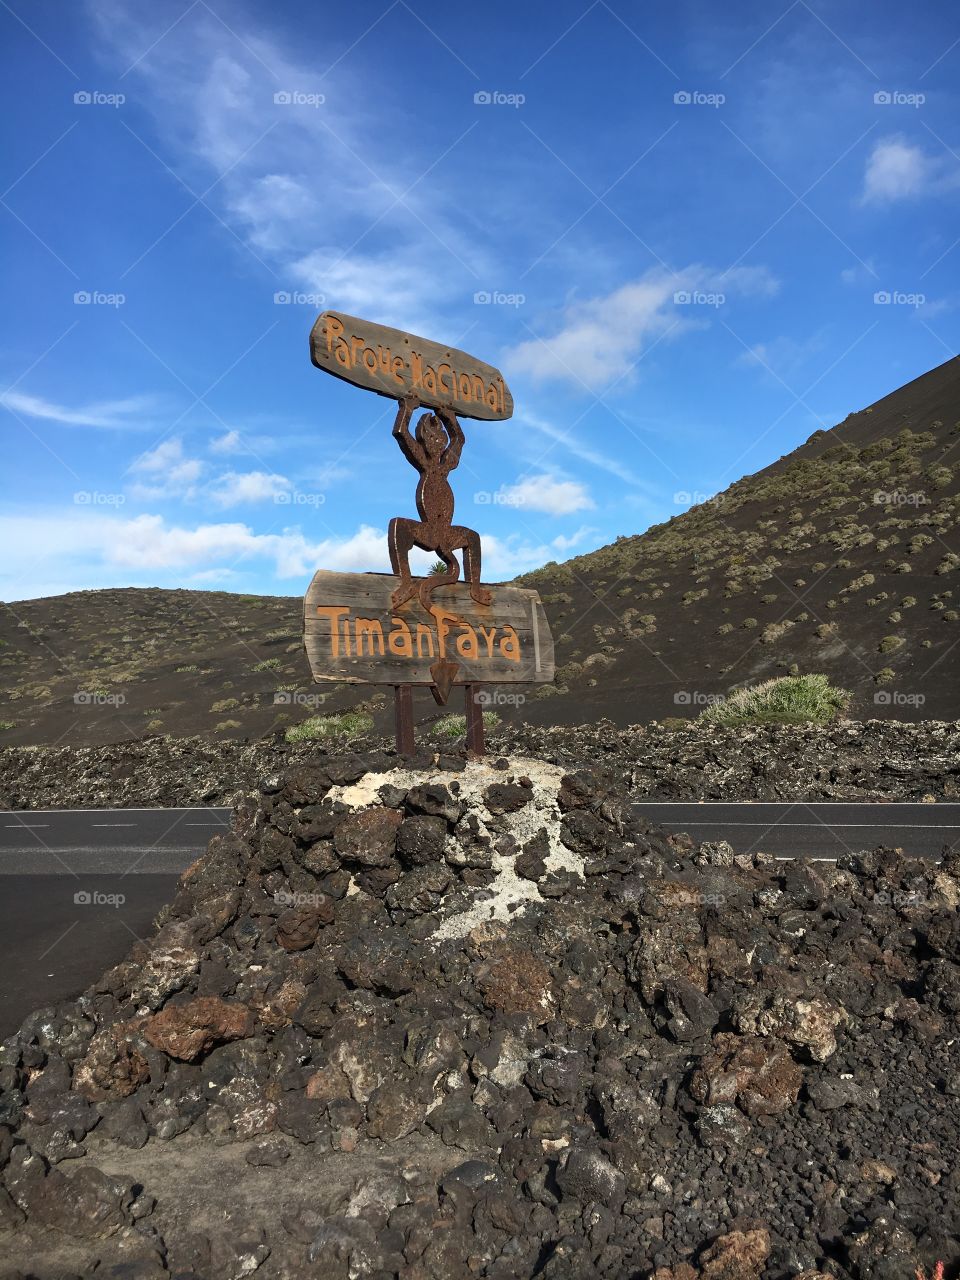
[{"xmin": 392, "ymin": 393, "xmax": 425, "ymax": 469}]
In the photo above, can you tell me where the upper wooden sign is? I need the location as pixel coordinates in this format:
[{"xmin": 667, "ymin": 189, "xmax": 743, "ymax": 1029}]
[
  {"xmin": 309, "ymin": 311, "xmax": 514, "ymax": 421},
  {"xmin": 304, "ymin": 571, "xmax": 553, "ymax": 686}
]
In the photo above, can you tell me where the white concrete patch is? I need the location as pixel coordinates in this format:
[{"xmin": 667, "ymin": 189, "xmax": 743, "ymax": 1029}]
[{"xmin": 327, "ymin": 758, "xmax": 587, "ymax": 942}]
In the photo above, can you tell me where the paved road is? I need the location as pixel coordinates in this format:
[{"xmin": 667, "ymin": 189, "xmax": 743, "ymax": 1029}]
[
  {"xmin": 1, "ymin": 802, "xmax": 957, "ymax": 1037},
  {"xmin": 633, "ymin": 801, "xmax": 960, "ymax": 861}
]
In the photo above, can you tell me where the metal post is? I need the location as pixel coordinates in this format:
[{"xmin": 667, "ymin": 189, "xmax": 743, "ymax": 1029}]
[
  {"xmin": 394, "ymin": 684, "xmax": 415, "ymax": 755},
  {"xmin": 464, "ymin": 684, "xmax": 485, "ymax": 756}
]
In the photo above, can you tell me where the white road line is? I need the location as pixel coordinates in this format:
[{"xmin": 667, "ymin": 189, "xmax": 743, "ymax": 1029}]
[
  {"xmin": 184, "ymin": 822, "xmax": 228, "ymax": 827},
  {"xmin": 91, "ymin": 823, "xmax": 138, "ymax": 828},
  {"xmin": 4, "ymin": 824, "xmax": 49, "ymax": 828},
  {"xmin": 657, "ymin": 821, "xmax": 958, "ymax": 829}
]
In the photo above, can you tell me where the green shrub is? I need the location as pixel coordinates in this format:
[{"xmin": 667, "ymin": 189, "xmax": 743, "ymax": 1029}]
[
  {"xmin": 175, "ymin": 664, "xmax": 199, "ymax": 673},
  {"xmin": 0, "ymin": 720, "xmax": 15, "ymax": 732},
  {"xmin": 252, "ymin": 658, "xmax": 282, "ymax": 672},
  {"xmin": 284, "ymin": 711, "xmax": 374, "ymax": 742},
  {"xmin": 878, "ymin": 635, "xmax": 905, "ymax": 654},
  {"xmin": 214, "ymin": 719, "xmax": 242, "ymax": 732},
  {"xmin": 210, "ymin": 698, "xmax": 240, "ymax": 713},
  {"xmin": 430, "ymin": 711, "xmax": 500, "ymax": 739},
  {"xmin": 698, "ymin": 674, "xmax": 849, "ymax": 727},
  {"xmin": 874, "ymin": 668, "xmax": 895, "ymax": 685}
]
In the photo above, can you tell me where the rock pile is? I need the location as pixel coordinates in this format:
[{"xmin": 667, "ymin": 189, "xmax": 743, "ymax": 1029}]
[{"xmin": 1, "ymin": 750, "xmax": 958, "ymax": 1278}]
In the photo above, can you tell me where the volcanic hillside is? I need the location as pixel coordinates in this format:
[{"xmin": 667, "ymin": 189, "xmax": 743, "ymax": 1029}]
[
  {"xmin": 1, "ymin": 356, "xmax": 959, "ymax": 746},
  {"xmin": 518, "ymin": 353, "xmax": 960, "ymax": 725}
]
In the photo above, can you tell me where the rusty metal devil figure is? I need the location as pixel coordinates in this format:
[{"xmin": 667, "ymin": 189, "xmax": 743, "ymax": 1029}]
[{"xmin": 388, "ymin": 393, "xmax": 492, "ymax": 612}]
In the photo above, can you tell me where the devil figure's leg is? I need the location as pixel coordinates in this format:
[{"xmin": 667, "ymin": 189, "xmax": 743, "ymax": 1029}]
[
  {"xmin": 454, "ymin": 527, "xmax": 492, "ymax": 606},
  {"xmin": 389, "ymin": 517, "xmax": 422, "ymax": 608}
]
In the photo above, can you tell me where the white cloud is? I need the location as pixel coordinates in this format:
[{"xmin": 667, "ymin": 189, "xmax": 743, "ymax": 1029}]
[
  {"xmin": 128, "ymin": 439, "xmax": 204, "ymax": 499},
  {"xmin": 496, "ymin": 474, "xmax": 593, "ymax": 516},
  {"xmin": 861, "ymin": 136, "xmax": 959, "ymax": 204},
  {"xmin": 508, "ymin": 265, "xmax": 778, "ymax": 391},
  {"xmin": 210, "ymin": 429, "xmax": 243, "ymax": 454},
  {"xmin": 1, "ymin": 390, "xmax": 158, "ymax": 429},
  {"xmin": 210, "ymin": 470, "xmax": 291, "ymax": 506}
]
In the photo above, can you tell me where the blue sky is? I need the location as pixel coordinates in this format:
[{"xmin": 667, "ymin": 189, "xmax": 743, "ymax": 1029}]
[{"xmin": 2, "ymin": 0, "xmax": 959, "ymax": 602}]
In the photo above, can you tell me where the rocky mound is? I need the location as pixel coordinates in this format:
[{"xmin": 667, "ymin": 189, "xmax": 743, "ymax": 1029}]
[
  {"xmin": 3, "ymin": 719, "xmax": 960, "ymax": 810},
  {"xmin": 1, "ymin": 751, "xmax": 958, "ymax": 1279}
]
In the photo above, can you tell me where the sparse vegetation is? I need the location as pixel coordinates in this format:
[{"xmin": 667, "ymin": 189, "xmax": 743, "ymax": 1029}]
[
  {"xmin": 284, "ymin": 711, "xmax": 374, "ymax": 742},
  {"xmin": 698, "ymin": 674, "xmax": 849, "ymax": 727},
  {"xmin": 431, "ymin": 711, "xmax": 500, "ymax": 738}
]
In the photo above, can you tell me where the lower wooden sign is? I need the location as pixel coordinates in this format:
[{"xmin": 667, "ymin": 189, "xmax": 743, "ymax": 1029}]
[{"xmin": 303, "ymin": 571, "xmax": 554, "ymax": 686}]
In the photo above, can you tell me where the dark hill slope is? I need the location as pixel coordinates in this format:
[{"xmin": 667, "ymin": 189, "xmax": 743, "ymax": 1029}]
[
  {"xmin": 2, "ymin": 358, "xmax": 958, "ymax": 745},
  {"xmin": 516, "ymin": 355, "xmax": 960, "ymax": 725}
]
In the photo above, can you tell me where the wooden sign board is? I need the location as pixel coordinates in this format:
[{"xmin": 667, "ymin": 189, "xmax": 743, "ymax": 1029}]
[
  {"xmin": 304, "ymin": 571, "xmax": 553, "ymax": 685},
  {"xmin": 309, "ymin": 311, "xmax": 514, "ymax": 422}
]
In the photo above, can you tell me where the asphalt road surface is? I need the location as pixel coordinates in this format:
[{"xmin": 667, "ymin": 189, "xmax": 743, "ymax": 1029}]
[{"xmin": 1, "ymin": 802, "xmax": 957, "ymax": 1037}]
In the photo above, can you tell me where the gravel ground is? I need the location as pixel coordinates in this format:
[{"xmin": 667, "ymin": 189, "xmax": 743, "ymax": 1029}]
[{"xmin": 1, "ymin": 719, "xmax": 959, "ymax": 810}]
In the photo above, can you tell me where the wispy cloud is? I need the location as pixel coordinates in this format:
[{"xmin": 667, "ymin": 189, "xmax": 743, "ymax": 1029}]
[
  {"xmin": 508, "ymin": 265, "xmax": 778, "ymax": 391},
  {"xmin": 87, "ymin": 0, "xmax": 487, "ymax": 329},
  {"xmin": 129, "ymin": 438, "xmax": 204, "ymax": 499},
  {"xmin": 2, "ymin": 390, "xmax": 158, "ymax": 429},
  {"xmin": 210, "ymin": 470, "xmax": 291, "ymax": 506}
]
